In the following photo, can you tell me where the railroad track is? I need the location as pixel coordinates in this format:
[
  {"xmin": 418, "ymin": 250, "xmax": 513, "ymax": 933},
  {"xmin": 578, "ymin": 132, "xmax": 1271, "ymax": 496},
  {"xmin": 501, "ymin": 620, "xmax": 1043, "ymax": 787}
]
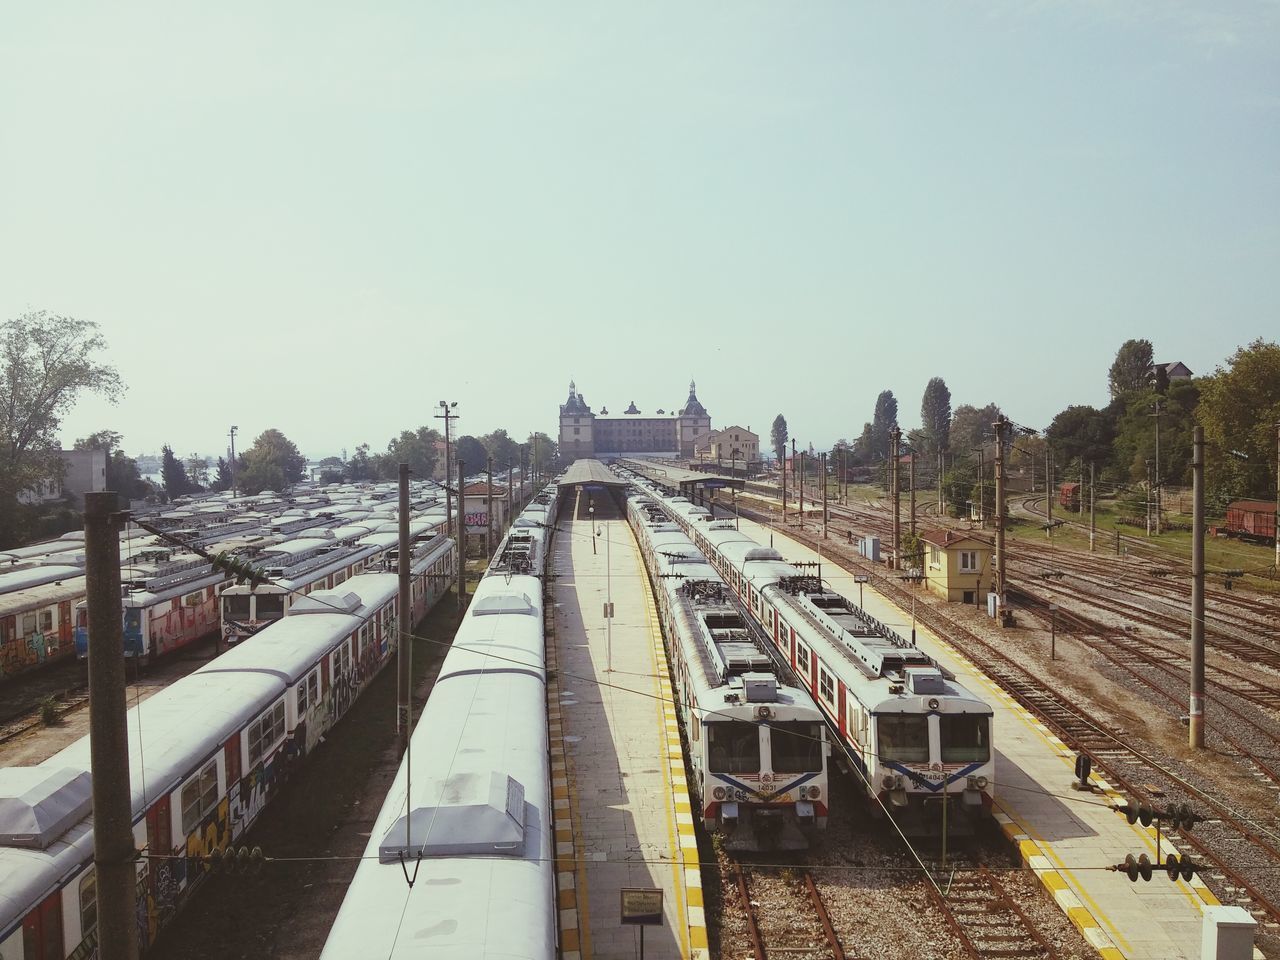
[
  {"xmin": 0, "ymin": 689, "xmax": 90, "ymax": 745},
  {"xmin": 930, "ymin": 864, "xmax": 1064, "ymax": 960},
  {"xmin": 731, "ymin": 860, "xmax": 847, "ymax": 960}
]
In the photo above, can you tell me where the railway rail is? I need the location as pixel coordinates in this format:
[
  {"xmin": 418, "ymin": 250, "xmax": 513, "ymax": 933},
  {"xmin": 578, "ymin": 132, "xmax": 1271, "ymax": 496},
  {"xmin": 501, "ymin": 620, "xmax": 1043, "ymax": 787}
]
[
  {"xmin": 730, "ymin": 860, "xmax": 847, "ymax": 960},
  {"xmin": 930, "ymin": 864, "xmax": 1064, "ymax": 960}
]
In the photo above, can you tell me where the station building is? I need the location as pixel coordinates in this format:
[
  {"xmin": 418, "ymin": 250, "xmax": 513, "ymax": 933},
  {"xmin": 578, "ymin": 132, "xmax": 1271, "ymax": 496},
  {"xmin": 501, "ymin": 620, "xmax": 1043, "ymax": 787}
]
[
  {"xmin": 921, "ymin": 528, "xmax": 993, "ymax": 604},
  {"xmin": 558, "ymin": 380, "xmax": 712, "ymax": 459}
]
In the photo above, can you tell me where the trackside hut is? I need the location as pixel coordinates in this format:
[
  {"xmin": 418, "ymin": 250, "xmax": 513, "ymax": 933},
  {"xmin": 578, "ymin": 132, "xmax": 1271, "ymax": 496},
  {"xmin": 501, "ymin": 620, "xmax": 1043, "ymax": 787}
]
[{"xmin": 921, "ymin": 529, "xmax": 993, "ymax": 604}]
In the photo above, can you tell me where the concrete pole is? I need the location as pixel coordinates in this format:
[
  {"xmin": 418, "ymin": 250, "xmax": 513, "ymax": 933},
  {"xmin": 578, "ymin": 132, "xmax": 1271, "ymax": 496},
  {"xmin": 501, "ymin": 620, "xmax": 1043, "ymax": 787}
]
[
  {"xmin": 1089, "ymin": 462, "xmax": 1096, "ymax": 553},
  {"xmin": 821, "ymin": 451, "xmax": 828, "ymax": 539},
  {"xmin": 84, "ymin": 493, "xmax": 139, "ymax": 960},
  {"xmin": 486, "ymin": 456, "xmax": 494, "ymax": 558},
  {"xmin": 792, "ymin": 438, "xmax": 798, "ymax": 513},
  {"xmin": 1046, "ymin": 447, "xmax": 1053, "ymax": 538},
  {"xmin": 397, "ymin": 464, "xmax": 411, "ymax": 751},
  {"xmin": 994, "ymin": 417, "xmax": 1006, "ymax": 611},
  {"xmin": 977, "ymin": 447, "xmax": 985, "ymax": 525},
  {"xmin": 909, "ymin": 451, "xmax": 916, "ymax": 537},
  {"xmin": 1145, "ymin": 459, "xmax": 1153, "ymax": 536},
  {"xmin": 507, "ymin": 464, "xmax": 514, "ymax": 531},
  {"xmin": 891, "ymin": 427, "xmax": 901, "ymax": 569},
  {"xmin": 799, "ymin": 451, "xmax": 805, "ymax": 521},
  {"xmin": 456, "ymin": 458, "xmax": 466, "ymax": 611},
  {"xmin": 1190, "ymin": 426, "xmax": 1205, "ymax": 749},
  {"xmin": 1153, "ymin": 399, "xmax": 1162, "ymax": 534},
  {"xmin": 781, "ymin": 442, "xmax": 788, "ymax": 523},
  {"xmin": 443, "ymin": 417, "xmax": 453, "ymax": 541},
  {"xmin": 1274, "ymin": 422, "xmax": 1279, "ymax": 574},
  {"xmin": 228, "ymin": 425, "xmax": 238, "ymax": 497},
  {"xmin": 938, "ymin": 449, "xmax": 943, "ymax": 514}
]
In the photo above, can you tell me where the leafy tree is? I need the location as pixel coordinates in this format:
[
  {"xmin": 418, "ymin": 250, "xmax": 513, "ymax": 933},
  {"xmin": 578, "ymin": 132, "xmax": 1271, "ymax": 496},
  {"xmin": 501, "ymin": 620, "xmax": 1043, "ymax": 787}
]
[
  {"xmin": 212, "ymin": 457, "xmax": 233, "ymax": 492},
  {"xmin": 74, "ymin": 429, "xmax": 123, "ymax": 452},
  {"xmin": 870, "ymin": 391, "xmax": 898, "ymax": 462},
  {"xmin": 920, "ymin": 377, "xmax": 952, "ymax": 455},
  {"xmin": 347, "ymin": 443, "xmax": 379, "ymax": 482},
  {"xmin": 1197, "ymin": 339, "xmax": 1280, "ymax": 501},
  {"xmin": 1108, "ymin": 339, "xmax": 1155, "ymax": 400},
  {"xmin": 851, "ymin": 422, "xmax": 874, "ymax": 466},
  {"xmin": 1046, "ymin": 405, "xmax": 1117, "ymax": 470},
  {"xmin": 770, "ymin": 414, "xmax": 789, "ymax": 463},
  {"xmin": 185, "ymin": 454, "xmax": 209, "ymax": 489},
  {"xmin": 949, "ymin": 403, "xmax": 1001, "ymax": 455},
  {"xmin": 161, "ymin": 444, "xmax": 193, "ymax": 497},
  {"xmin": 384, "ymin": 426, "xmax": 440, "ymax": 479},
  {"xmin": 481, "ymin": 428, "xmax": 521, "ymax": 470},
  {"xmin": 238, "ymin": 428, "xmax": 306, "ymax": 494},
  {"xmin": 454, "ymin": 435, "xmax": 489, "ymax": 475},
  {"xmin": 318, "ymin": 469, "xmax": 345, "ymax": 484},
  {"xmin": 525, "ymin": 432, "xmax": 558, "ymax": 474},
  {"xmin": 1, "ymin": 311, "xmax": 123, "ymax": 534},
  {"xmin": 74, "ymin": 430, "xmax": 148, "ymax": 500}
]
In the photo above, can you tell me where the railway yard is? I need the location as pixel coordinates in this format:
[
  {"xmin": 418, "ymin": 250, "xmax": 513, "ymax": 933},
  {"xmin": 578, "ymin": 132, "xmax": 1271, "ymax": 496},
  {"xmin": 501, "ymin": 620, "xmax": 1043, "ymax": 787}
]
[{"xmin": 0, "ymin": 459, "xmax": 1276, "ymax": 960}]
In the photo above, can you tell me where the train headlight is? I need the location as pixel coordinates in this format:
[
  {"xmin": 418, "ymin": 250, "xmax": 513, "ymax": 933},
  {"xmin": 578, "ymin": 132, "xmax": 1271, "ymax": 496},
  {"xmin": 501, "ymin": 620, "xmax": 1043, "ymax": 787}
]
[
  {"xmin": 975, "ymin": 776, "xmax": 988, "ymax": 790},
  {"xmin": 881, "ymin": 775, "xmax": 895, "ymax": 791},
  {"xmin": 806, "ymin": 785, "xmax": 821, "ymax": 800},
  {"xmin": 712, "ymin": 787, "xmax": 726, "ymax": 800}
]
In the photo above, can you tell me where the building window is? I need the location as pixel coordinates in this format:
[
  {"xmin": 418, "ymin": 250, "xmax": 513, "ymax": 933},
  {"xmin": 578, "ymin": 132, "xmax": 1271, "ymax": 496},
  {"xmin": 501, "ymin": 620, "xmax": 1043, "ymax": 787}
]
[
  {"xmin": 180, "ymin": 759, "xmax": 220, "ymax": 834},
  {"xmin": 248, "ymin": 699, "xmax": 286, "ymax": 768},
  {"xmin": 930, "ymin": 546, "xmax": 941, "ymax": 569},
  {"xmin": 959, "ymin": 550, "xmax": 978, "ymax": 572}
]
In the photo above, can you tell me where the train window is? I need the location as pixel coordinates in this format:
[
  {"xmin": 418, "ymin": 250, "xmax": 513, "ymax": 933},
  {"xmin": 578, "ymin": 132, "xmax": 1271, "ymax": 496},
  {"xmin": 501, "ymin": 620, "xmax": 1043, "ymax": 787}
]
[
  {"xmin": 818, "ymin": 668, "xmax": 834, "ymax": 704},
  {"xmin": 941, "ymin": 715, "xmax": 991, "ymax": 763},
  {"xmin": 307, "ymin": 668, "xmax": 320, "ymax": 706},
  {"xmin": 795, "ymin": 643, "xmax": 810, "ymax": 676},
  {"xmin": 706, "ymin": 722, "xmax": 760, "ymax": 774},
  {"xmin": 184, "ymin": 590, "xmax": 202, "ymax": 607},
  {"xmin": 79, "ymin": 870, "xmax": 97, "ymax": 942},
  {"xmin": 1, "ymin": 618, "xmax": 13, "ymax": 642},
  {"xmin": 770, "ymin": 722, "xmax": 823, "ymax": 773},
  {"xmin": 297, "ymin": 677, "xmax": 309, "ymax": 714},
  {"xmin": 22, "ymin": 612, "xmax": 36, "ymax": 636},
  {"xmin": 224, "ymin": 594, "xmax": 251, "ymax": 619},
  {"xmin": 180, "ymin": 759, "xmax": 220, "ymax": 835},
  {"xmin": 248, "ymin": 700, "xmax": 287, "ymax": 768},
  {"xmin": 256, "ymin": 594, "xmax": 286, "ymax": 619},
  {"xmin": 877, "ymin": 715, "xmax": 929, "ymax": 763},
  {"xmin": 39, "ymin": 609, "xmax": 54, "ymax": 632}
]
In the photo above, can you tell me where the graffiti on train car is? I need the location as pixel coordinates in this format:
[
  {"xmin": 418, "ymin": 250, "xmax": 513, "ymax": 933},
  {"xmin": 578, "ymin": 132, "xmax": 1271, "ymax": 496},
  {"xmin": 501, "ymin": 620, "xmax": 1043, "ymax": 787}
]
[{"xmin": 0, "ymin": 630, "xmax": 56, "ymax": 678}]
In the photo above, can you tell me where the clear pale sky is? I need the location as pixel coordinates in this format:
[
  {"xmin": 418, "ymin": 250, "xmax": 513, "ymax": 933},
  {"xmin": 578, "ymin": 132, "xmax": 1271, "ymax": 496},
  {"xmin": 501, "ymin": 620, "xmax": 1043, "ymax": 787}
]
[{"xmin": 3, "ymin": 3, "xmax": 1276, "ymax": 459}]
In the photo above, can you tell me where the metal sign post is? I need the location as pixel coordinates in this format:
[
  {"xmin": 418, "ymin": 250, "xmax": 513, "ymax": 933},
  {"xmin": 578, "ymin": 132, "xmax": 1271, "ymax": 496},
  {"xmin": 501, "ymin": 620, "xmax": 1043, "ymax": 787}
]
[{"xmin": 621, "ymin": 887, "xmax": 663, "ymax": 960}]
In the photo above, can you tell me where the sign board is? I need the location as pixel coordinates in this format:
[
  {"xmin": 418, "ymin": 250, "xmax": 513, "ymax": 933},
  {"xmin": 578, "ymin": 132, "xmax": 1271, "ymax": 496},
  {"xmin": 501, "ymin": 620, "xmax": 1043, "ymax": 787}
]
[
  {"xmin": 603, "ymin": 602, "xmax": 614, "ymax": 619},
  {"xmin": 620, "ymin": 887, "xmax": 663, "ymax": 926}
]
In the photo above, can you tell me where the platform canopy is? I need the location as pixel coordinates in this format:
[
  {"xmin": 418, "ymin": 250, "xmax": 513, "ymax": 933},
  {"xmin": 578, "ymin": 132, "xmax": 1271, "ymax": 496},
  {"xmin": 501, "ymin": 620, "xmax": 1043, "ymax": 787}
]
[
  {"xmin": 558, "ymin": 459, "xmax": 628, "ymax": 490},
  {"xmin": 621, "ymin": 458, "xmax": 745, "ymax": 498}
]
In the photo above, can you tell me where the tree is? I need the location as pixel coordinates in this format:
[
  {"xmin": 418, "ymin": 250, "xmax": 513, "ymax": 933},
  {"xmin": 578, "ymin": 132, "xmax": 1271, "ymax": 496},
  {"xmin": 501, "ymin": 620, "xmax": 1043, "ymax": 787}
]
[
  {"xmin": 212, "ymin": 457, "xmax": 233, "ymax": 492},
  {"xmin": 185, "ymin": 454, "xmax": 209, "ymax": 489},
  {"xmin": 384, "ymin": 427, "xmax": 440, "ymax": 479},
  {"xmin": 1, "ymin": 311, "xmax": 123, "ymax": 530},
  {"xmin": 920, "ymin": 377, "xmax": 952, "ymax": 455},
  {"xmin": 870, "ymin": 390, "xmax": 898, "ymax": 462},
  {"xmin": 771, "ymin": 415, "xmax": 788, "ymax": 463},
  {"xmin": 347, "ymin": 443, "xmax": 379, "ymax": 482},
  {"xmin": 161, "ymin": 444, "xmax": 193, "ymax": 497},
  {"xmin": 949, "ymin": 403, "xmax": 1002, "ymax": 455},
  {"xmin": 74, "ymin": 430, "xmax": 148, "ymax": 500},
  {"xmin": 1108, "ymin": 339, "xmax": 1155, "ymax": 400},
  {"xmin": 852, "ymin": 422, "xmax": 874, "ymax": 466},
  {"xmin": 1046, "ymin": 405, "xmax": 1118, "ymax": 471},
  {"xmin": 481, "ymin": 428, "xmax": 522, "ymax": 470},
  {"xmin": 1197, "ymin": 339, "xmax": 1280, "ymax": 501},
  {"xmin": 74, "ymin": 430, "xmax": 123, "ymax": 453},
  {"xmin": 238, "ymin": 428, "xmax": 306, "ymax": 494},
  {"xmin": 525, "ymin": 432, "xmax": 558, "ymax": 474},
  {"xmin": 454, "ymin": 435, "xmax": 489, "ymax": 475}
]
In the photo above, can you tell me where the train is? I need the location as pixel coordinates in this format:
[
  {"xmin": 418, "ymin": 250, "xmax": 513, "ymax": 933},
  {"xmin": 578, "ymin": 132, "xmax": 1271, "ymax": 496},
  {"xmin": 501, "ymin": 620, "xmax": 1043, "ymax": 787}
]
[
  {"xmin": 628, "ymin": 490, "xmax": 830, "ymax": 849},
  {"xmin": 624, "ymin": 469, "xmax": 995, "ymax": 833},
  {"xmin": 0, "ymin": 531, "xmax": 456, "ymax": 959},
  {"xmin": 1223, "ymin": 499, "xmax": 1277, "ymax": 544},
  {"xmin": 320, "ymin": 482, "xmax": 561, "ymax": 960}
]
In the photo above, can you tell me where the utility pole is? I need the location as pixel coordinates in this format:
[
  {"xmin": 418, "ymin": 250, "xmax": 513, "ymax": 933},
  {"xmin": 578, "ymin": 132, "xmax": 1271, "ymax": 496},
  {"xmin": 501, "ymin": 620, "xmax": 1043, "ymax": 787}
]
[
  {"xmin": 799, "ymin": 451, "xmax": 805, "ymax": 522},
  {"xmin": 436, "ymin": 401, "xmax": 458, "ymax": 540},
  {"xmin": 1190, "ymin": 425, "xmax": 1205, "ymax": 749},
  {"xmin": 938, "ymin": 449, "xmax": 944, "ymax": 514},
  {"xmin": 1274, "ymin": 422, "xmax": 1279, "ymax": 574},
  {"xmin": 1145, "ymin": 459, "xmax": 1153, "ymax": 537},
  {"xmin": 486, "ymin": 456, "xmax": 494, "ymax": 558},
  {"xmin": 977, "ymin": 447, "xmax": 985, "ymax": 525},
  {"xmin": 994, "ymin": 417, "xmax": 1007, "ymax": 614},
  {"xmin": 1045, "ymin": 447, "xmax": 1053, "ymax": 538},
  {"xmin": 1089, "ymin": 462, "xmax": 1096, "ymax": 553},
  {"xmin": 533, "ymin": 435, "xmax": 540, "ymax": 483},
  {"xmin": 456, "ymin": 458, "xmax": 466, "ymax": 610},
  {"xmin": 1079, "ymin": 460, "xmax": 1085, "ymax": 515},
  {"xmin": 397, "ymin": 464, "xmax": 411, "ymax": 751},
  {"xmin": 909, "ymin": 449, "xmax": 916, "ymax": 537},
  {"xmin": 891, "ymin": 427, "xmax": 902, "ymax": 569},
  {"xmin": 84, "ymin": 493, "xmax": 139, "ymax": 960},
  {"xmin": 1151, "ymin": 399, "xmax": 1163, "ymax": 534},
  {"xmin": 821, "ymin": 451, "xmax": 828, "ymax": 539},
  {"xmin": 228, "ymin": 425, "xmax": 238, "ymax": 496},
  {"xmin": 507, "ymin": 463, "xmax": 514, "ymax": 531}
]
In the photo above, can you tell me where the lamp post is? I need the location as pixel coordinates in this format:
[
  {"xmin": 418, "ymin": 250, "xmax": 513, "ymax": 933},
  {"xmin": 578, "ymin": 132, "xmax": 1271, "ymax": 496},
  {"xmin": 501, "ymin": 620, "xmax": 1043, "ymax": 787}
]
[
  {"xmin": 436, "ymin": 401, "xmax": 458, "ymax": 540},
  {"xmin": 1050, "ymin": 604, "xmax": 1059, "ymax": 660},
  {"xmin": 589, "ymin": 502, "xmax": 596, "ymax": 555},
  {"xmin": 228, "ymin": 425, "xmax": 238, "ymax": 496},
  {"xmin": 854, "ymin": 575, "xmax": 869, "ymax": 609}
]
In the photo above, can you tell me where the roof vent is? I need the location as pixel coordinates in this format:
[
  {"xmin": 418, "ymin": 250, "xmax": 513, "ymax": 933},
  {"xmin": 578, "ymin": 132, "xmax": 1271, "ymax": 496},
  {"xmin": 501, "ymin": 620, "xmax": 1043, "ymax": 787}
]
[
  {"xmin": 288, "ymin": 591, "xmax": 362, "ymax": 615},
  {"xmin": 742, "ymin": 672, "xmax": 778, "ymax": 703},
  {"xmin": 0, "ymin": 767, "xmax": 93, "ymax": 848},
  {"xmin": 905, "ymin": 667, "xmax": 947, "ymax": 695},
  {"xmin": 471, "ymin": 592, "xmax": 536, "ymax": 617},
  {"xmin": 379, "ymin": 771, "xmax": 526, "ymax": 861}
]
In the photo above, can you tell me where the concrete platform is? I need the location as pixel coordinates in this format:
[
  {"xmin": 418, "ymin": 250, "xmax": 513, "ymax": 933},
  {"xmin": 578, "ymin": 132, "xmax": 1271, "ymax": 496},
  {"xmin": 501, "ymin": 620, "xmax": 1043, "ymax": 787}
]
[
  {"xmin": 734, "ymin": 514, "xmax": 1256, "ymax": 960},
  {"xmin": 550, "ymin": 489, "xmax": 707, "ymax": 960}
]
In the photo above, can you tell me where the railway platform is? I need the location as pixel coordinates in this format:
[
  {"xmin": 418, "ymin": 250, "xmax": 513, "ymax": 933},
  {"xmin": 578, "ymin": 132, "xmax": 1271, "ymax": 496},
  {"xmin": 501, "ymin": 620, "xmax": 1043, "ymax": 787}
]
[
  {"xmin": 733, "ymin": 514, "xmax": 1257, "ymax": 960},
  {"xmin": 549, "ymin": 487, "xmax": 707, "ymax": 960}
]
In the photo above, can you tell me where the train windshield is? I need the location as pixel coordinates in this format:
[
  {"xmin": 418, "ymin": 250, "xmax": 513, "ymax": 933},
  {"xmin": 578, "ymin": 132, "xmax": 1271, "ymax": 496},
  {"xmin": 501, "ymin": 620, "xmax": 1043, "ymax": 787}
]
[
  {"xmin": 769, "ymin": 722, "xmax": 823, "ymax": 773},
  {"xmin": 940, "ymin": 714, "xmax": 990, "ymax": 763},
  {"xmin": 224, "ymin": 594, "xmax": 251, "ymax": 619},
  {"xmin": 707, "ymin": 722, "xmax": 761, "ymax": 774},
  {"xmin": 877, "ymin": 715, "xmax": 929, "ymax": 763},
  {"xmin": 256, "ymin": 594, "xmax": 286, "ymax": 619}
]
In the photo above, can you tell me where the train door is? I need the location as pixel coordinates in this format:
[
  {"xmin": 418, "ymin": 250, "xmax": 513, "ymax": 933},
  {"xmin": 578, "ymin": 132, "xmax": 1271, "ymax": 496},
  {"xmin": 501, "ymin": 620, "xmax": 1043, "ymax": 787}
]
[
  {"xmin": 837, "ymin": 681, "xmax": 847, "ymax": 736},
  {"xmin": 224, "ymin": 733, "xmax": 242, "ymax": 788},
  {"xmin": 58, "ymin": 600, "xmax": 73, "ymax": 654},
  {"xmin": 22, "ymin": 892, "xmax": 63, "ymax": 959}
]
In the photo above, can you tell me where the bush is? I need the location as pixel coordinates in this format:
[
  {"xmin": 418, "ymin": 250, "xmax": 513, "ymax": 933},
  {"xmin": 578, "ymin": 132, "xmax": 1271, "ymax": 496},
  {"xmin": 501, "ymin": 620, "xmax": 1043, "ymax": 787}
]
[{"xmin": 40, "ymin": 696, "xmax": 60, "ymax": 726}]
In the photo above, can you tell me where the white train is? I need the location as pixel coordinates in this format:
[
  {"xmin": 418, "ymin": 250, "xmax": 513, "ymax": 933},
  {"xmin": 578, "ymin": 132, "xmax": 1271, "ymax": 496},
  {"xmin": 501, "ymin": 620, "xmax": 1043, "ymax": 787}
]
[
  {"xmin": 320, "ymin": 483, "xmax": 561, "ymax": 960},
  {"xmin": 628, "ymin": 492, "xmax": 830, "ymax": 850},
  {"xmin": 0, "ymin": 537, "xmax": 455, "ymax": 959},
  {"xmin": 626, "ymin": 472, "xmax": 995, "ymax": 833}
]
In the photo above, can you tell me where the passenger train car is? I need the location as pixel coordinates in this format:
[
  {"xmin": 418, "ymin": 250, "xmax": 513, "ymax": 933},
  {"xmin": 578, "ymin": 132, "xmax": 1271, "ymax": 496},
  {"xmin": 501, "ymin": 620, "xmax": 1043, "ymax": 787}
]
[
  {"xmin": 628, "ymin": 492, "xmax": 829, "ymax": 849},
  {"xmin": 626, "ymin": 472, "xmax": 995, "ymax": 833},
  {"xmin": 320, "ymin": 484, "xmax": 561, "ymax": 960},
  {"xmin": 0, "ymin": 538, "xmax": 455, "ymax": 959}
]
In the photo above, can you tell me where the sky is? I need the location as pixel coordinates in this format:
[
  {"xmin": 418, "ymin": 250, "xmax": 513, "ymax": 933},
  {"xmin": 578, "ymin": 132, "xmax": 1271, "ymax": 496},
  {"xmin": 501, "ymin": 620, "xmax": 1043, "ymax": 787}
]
[{"xmin": 2, "ymin": 2, "xmax": 1277, "ymax": 460}]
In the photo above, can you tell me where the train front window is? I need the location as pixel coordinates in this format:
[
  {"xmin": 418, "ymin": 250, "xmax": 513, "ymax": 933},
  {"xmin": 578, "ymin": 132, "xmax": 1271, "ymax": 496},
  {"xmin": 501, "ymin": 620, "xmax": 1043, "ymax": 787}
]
[
  {"xmin": 941, "ymin": 714, "xmax": 991, "ymax": 763},
  {"xmin": 255, "ymin": 594, "xmax": 286, "ymax": 619},
  {"xmin": 707, "ymin": 722, "xmax": 761, "ymax": 774},
  {"xmin": 770, "ymin": 722, "xmax": 823, "ymax": 773},
  {"xmin": 224, "ymin": 594, "xmax": 251, "ymax": 619},
  {"xmin": 877, "ymin": 715, "xmax": 929, "ymax": 763}
]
